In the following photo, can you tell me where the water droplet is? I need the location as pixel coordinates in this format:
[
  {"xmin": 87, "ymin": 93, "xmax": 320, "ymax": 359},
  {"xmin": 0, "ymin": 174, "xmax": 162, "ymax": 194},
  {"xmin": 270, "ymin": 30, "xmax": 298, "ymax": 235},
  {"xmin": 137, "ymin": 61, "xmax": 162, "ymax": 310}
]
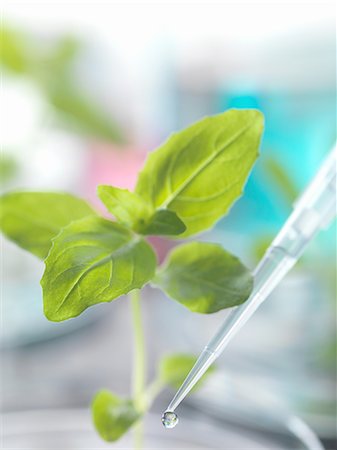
[{"xmin": 161, "ymin": 411, "xmax": 179, "ymax": 429}]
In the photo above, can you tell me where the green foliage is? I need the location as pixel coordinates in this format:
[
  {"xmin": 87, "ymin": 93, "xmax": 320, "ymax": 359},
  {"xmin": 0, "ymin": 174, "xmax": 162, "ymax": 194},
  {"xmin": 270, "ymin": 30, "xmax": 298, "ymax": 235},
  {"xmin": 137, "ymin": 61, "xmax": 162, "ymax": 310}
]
[
  {"xmin": 0, "ymin": 26, "xmax": 29, "ymax": 73},
  {"xmin": 97, "ymin": 185, "xmax": 152, "ymax": 229},
  {"xmin": 48, "ymin": 85, "xmax": 125, "ymax": 143},
  {"xmin": 0, "ymin": 26, "xmax": 79, "ymax": 76},
  {"xmin": 0, "ymin": 192, "xmax": 95, "ymax": 258},
  {"xmin": 154, "ymin": 242, "xmax": 253, "ymax": 313},
  {"xmin": 1, "ymin": 24, "xmax": 124, "ymax": 144},
  {"xmin": 41, "ymin": 216, "xmax": 157, "ymax": 321},
  {"xmin": 159, "ymin": 353, "xmax": 215, "ymax": 390},
  {"xmin": 90, "ymin": 352, "xmax": 215, "ymax": 442},
  {"xmin": 0, "ymin": 109, "xmax": 265, "ymax": 444},
  {"xmin": 135, "ymin": 109, "xmax": 263, "ymax": 237},
  {"xmin": 137, "ymin": 210, "xmax": 186, "ymax": 236},
  {"xmin": 0, "ymin": 154, "xmax": 18, "ymax": 184},
  {"xmin": 92, "ymin": 390, "xmax": 140, "ymax": 442},
  {"xmin": 98, "ymin": 185, "xmax": 186, "ymax": 236},
  {"xmin": 99, "ymin": 110, "xmax": 263, "ymax": 238},
  {"xmin": 46, "ymin": 36, "xmax": 81, "ymax": 74}
]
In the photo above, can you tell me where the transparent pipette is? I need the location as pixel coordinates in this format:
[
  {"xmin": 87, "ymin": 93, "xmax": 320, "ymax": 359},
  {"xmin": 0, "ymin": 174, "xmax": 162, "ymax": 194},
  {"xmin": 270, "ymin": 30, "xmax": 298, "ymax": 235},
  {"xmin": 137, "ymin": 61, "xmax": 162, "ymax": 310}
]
[{"xmin": 164, "ymin": 145, "xmax": 337, "ymax": 419}]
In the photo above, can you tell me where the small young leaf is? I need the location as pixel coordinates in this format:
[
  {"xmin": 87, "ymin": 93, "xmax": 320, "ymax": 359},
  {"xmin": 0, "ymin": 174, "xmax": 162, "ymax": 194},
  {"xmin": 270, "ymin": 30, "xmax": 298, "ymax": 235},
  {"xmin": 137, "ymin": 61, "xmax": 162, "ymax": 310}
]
[
  {"xmin": 92, "ymin": 390, "xmax": 141, "ymax": 442},
  {"xmin": 135, "ymin": 109, "xmax": 264, "ymax": 237},
  {"xmin": 97, "ymin": 185, "xmax": 152, "ymax": 229},
  {"xmin": 41, "ymin": 216, "xmax": 157, "ymax": 321},
  {"xmin": 97, "ymin": 185, "xmax": 186, "ymax": 236},
  {"xmin": 138, "ymin": 209, "xmax": 186, "ymax": 236},
  {"xmin": 159, "ymin": 353, "xmax": 215, "ymax": 391},
  {"xmin": 0, "ymin": 192, "xmax": 96, "ymax": 259},
  {"xmin": 154, "ymin": 242, "xmax": 253, "ymax": 313}
]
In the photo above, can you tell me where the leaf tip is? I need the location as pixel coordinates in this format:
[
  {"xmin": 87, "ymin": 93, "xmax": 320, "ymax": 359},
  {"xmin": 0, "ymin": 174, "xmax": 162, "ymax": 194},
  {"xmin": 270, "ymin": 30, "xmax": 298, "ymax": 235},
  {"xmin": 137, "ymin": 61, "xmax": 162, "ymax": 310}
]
[{"xmin": 96, "ymin": 184, "xmax": 109, "ymax": 198}]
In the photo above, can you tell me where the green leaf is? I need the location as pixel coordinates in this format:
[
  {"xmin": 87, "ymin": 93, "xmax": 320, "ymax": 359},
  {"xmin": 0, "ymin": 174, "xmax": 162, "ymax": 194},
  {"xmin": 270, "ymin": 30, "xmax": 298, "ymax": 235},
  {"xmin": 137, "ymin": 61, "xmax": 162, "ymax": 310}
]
[
  {"xmin": 48, "ymin": 36, "xmax": 81, "ymax": 75},
  {"xmin": 0, "ymin": 25, "xmax": 124, "ymax": 144},
  {"xmin": 97, "ymin": 185, "xmax": 186, "ymax": 236},
  {"xmin": 92, "ymin": 390, "xmax": 140, "ymax": 442},
  {"xmin": 41, "ymin": 216, "xmax": 157, "ymax": 321},
  {"xmin": 135, "ymin": 109, "xmax": 263, "ymax": 237},
  {"xmin": 154, "ymin": 242, "xmax": 253, "ymax": 313},
  {"xmin": 97, "ymin": 185, "xmax": 152, "ymax": 229},
  {"xmin": 138, "ymin": 209, "xmax": 186, "ymax": 236},
  {"xmin": 0, "ymin": 192, "xmax": 96, "ymax": 259},
  {"xmin": 0, "ymin": 26, "xmax": 29, "ymax": 74},
  {"xmin": 48, "ymin": 85, "xmax": 125, "ymax": 144},
  {"xmin": 159, "ymin": 353, "xmax": 215, "ymax": 391}
]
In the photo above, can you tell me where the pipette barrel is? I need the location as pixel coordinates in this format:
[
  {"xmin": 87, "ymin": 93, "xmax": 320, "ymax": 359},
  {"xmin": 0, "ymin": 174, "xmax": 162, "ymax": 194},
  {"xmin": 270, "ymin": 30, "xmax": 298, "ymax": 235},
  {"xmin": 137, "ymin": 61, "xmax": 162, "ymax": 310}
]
[{"xmin": 165, "ymin": 145, "xmax": 336, "ymax": 414}]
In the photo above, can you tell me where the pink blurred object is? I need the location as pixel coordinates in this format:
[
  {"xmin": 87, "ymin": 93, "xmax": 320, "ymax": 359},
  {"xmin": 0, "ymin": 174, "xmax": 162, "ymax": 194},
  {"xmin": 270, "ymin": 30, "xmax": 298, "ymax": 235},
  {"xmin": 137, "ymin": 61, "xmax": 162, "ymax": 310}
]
[
  {"xmin": 83, "ymin": 143, "xmax": 147, "ymax": 212},
  {"xmin": 148, "ymin": 236, "xmax": 177, "ymax": 264}
]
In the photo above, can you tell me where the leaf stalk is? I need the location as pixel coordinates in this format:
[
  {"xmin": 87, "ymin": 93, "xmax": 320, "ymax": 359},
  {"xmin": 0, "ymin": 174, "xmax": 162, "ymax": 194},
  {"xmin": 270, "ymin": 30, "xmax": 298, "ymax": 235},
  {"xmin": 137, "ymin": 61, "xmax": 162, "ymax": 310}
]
[{"xmin": 130, "ymin": 289, "xmax": 146, "ymax": 449}]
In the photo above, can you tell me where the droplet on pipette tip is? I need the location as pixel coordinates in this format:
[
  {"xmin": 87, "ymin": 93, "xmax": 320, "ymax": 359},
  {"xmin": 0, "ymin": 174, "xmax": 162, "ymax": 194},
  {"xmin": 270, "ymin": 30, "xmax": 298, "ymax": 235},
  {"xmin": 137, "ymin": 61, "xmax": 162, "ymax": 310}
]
[{"xmin": 161, "ymin": 411, "xmax": 179, "ymax": 429}]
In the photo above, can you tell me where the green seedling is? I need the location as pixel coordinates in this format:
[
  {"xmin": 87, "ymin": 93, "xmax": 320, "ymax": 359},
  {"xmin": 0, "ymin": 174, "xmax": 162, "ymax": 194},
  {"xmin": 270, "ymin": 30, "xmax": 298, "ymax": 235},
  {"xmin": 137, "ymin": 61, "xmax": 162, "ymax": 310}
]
[{"xmin": 0, "ymin": 109, "xmax": 264, "ymax": 447}]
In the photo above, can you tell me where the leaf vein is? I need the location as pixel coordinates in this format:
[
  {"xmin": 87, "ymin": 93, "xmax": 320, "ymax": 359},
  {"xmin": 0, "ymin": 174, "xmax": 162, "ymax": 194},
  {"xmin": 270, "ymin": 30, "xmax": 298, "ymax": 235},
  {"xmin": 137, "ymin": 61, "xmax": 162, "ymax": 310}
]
[
  {"xmin": 175, "ymin": 179, "xmax": 241, "ymax": 203},
  {"xmin": 165, "ymin": 270, "xmax": 245, "ymax": 296},
  {"xmin": 161, "ymin": 122, "xmax": 253, "ymax": 208},
  {"xmin": 54, "ymin": 254, "xmax": 113, "ymax": 314}
]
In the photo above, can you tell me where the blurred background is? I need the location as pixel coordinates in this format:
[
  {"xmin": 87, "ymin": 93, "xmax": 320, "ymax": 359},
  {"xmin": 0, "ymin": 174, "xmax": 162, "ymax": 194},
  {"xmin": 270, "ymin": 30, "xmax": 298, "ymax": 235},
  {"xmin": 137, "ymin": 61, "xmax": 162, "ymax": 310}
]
[{"xmin": 1, "ymin": 1, "xmax": 336, "ymax": 449}]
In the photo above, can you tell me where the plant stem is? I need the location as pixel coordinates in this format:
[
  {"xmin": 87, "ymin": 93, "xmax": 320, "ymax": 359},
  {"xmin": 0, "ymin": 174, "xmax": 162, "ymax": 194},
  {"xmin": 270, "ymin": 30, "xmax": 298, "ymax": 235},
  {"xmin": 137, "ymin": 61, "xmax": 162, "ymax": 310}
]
[
  {"xmin": 130, "ymin": 289, "xmax": 146, "ymax": 449},
  {"xmin": 144, "ymin": 378, "xmax": 165, "ymax": 410}
]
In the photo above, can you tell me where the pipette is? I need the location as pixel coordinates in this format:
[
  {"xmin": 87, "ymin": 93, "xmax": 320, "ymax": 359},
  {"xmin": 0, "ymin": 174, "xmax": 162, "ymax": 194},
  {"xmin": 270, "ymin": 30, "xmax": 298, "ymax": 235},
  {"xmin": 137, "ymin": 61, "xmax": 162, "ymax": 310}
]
[{"xmin": 162, "ymin": 145, "xmax": 337, "ymax": 427}]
